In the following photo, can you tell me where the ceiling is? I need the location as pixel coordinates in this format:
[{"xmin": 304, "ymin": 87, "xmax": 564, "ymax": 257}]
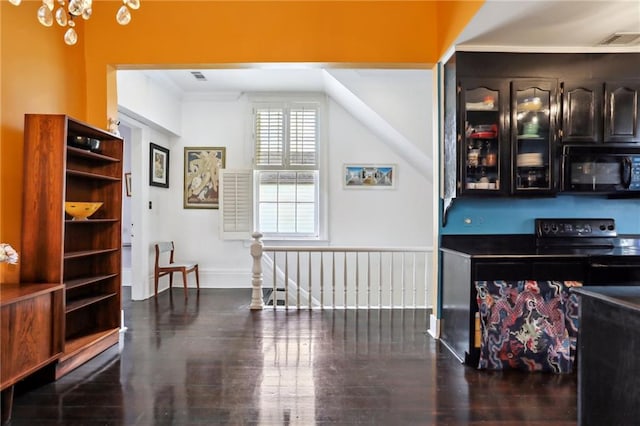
[
  {"xmin": 455, "ymin": 0, "xmax": 640, "ymax": 52},
  {"xmin": 141, "ymin": 0, "xmax": 640, "ymax": 95}
]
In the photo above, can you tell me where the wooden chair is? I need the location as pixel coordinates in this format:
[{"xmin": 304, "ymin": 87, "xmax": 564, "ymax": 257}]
[{"xmin": 154, "ymin": 242, "xmax": 200, "ymax": 298}]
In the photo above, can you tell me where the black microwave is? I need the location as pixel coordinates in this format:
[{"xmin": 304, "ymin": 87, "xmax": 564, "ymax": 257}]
[{"xmin": 562, "ymin": 146, "xmax": 640, "ymax": 193}]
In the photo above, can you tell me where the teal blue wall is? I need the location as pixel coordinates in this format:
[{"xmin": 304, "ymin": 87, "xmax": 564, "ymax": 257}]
[{"xmin": 441, "ymin": 195, "xmax": 640, "ymax": 235}]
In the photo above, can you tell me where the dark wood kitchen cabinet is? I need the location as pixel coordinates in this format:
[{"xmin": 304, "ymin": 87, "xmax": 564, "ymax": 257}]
[
  {"xmin": 604, "ymin": 80, "xmax": 640, "ymax": 143},
  {"xmin": 561, "ymin": 80, "xmax": 640, "ymax": 144},
  {"xmin": 456, "ymin": 78, "xmax": 558, "ymax": 196},
  {"xmin": 440, "ymin": 249, "xmax": 586, "ymax": 366},
  {"xmin": 444, "ymin": 52, "xmax": 640, "ymax": 200},
  {"xmin": 20, "ymin": 114, "xmax": 123, "ymax": 380},
  {"xmin": 561, "ymin": 80, "xmax": 603, "ymax": 143}
]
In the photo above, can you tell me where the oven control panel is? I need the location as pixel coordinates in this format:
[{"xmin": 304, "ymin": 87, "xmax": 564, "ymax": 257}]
[{"xmin": 535, "ymin": 218, "xmax": 617, "ymax": 238}]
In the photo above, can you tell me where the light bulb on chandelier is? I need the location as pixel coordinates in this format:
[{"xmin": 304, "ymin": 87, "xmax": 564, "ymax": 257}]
[{"xmin": 9, "ymin": 0, "xmax": 141, "ymax": 46}]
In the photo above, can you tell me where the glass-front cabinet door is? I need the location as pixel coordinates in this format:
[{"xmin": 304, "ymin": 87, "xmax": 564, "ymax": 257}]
[
  {"xmin": 458, "ymin": 79, "xmax": 507, "ymax": 195},
  {"xmin": 511, "ymin": 79, "xmax": 558, "ymax": 195}
]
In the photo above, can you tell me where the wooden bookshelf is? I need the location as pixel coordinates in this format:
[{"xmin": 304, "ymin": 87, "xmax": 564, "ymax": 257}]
[{"xmin": 20, "ymin": 114, "xmax": 123, "ymax": 379}]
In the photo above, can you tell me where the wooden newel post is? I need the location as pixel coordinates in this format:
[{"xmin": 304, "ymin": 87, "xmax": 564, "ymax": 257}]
[{"xmin": 250, "ymin": 232, "xmax": 264, "ymax": 310}]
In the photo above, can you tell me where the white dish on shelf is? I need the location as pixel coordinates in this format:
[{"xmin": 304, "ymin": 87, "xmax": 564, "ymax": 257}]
[
  {"xmin": 518, "ymin": 134, "xmax": 542, "ymax": 139},
  {"xmin": 518, "ymin": 97, "xmax": 542, "ymax": 112},
  {"xmin": 517, "ymin": 153, "xmax": 543, "ymax": 167},
  {"xmin": 465, "ymin": 102, "xmax": 495, "ymax": 110}
]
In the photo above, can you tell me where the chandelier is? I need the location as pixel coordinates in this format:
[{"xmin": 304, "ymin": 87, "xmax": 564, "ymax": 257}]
[{"xmin": 8, "ymin": 0, "xmax": 141, "ymax": 46}]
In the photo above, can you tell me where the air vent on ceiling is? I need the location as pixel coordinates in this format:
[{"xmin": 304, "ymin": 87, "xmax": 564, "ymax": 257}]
[
  {"xmin": 190, "ymin": 71, "xmax": 207, "ymax": 81},
  {"xmin": 598, "ymin": 32, "xmax": 640, "ymax": 46}
]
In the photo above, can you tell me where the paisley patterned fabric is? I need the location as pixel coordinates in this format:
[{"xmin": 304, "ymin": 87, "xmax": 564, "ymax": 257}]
[{"xmin": 475, "ymin": 280, "xmax": 582, "ymax": 373}]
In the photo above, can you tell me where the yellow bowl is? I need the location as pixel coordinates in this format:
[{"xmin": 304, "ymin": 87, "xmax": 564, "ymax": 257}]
[{"xmin": 65, "ymin": 202, "xmax": 103, "ymax": 220}]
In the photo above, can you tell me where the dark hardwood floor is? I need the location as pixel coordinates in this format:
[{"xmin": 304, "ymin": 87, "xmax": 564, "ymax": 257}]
[{"xmin": 9, "ymin": 288, "xmax": 577, "ymax": 425}]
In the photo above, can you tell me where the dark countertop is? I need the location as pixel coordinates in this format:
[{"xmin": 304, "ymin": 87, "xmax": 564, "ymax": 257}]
[
  {"xmin": 441, "ymin": 234, "xmax": 640, "ymax": 259},
  {"xmin": 571, "ymin": 286, "xmax": 640, "ymax": 312}
]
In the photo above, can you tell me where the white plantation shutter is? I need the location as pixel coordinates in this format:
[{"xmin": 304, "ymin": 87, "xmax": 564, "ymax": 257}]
[
  {"xmin": 289, "ymin": 107, "xmax": 317, "ymax": 167},
  {"xmin": 220, "ymin": 169, "xmax": 253, "ymax": 240},
  {"xmin": 255, "ymin": 108, "xmax": 284, "ymax": 167},
  {"xmin": 249, "ymin": 99, "xmax": 322, "ymax": 239}
]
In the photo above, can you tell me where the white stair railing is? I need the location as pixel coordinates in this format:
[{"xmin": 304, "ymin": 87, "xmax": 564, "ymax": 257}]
[{"xmin": 250, "ymin": 232, "xmax": 433, "ymax": 310}]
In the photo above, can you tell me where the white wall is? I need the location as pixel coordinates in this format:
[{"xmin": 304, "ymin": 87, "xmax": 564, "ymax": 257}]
[
  {"xmin": 167, "ymin": 97, "xmax": 251, "ymax": 287},
  {"xmin": 117, "ymin": 71, "xmax": 182, "ymax": 135},
  {"xmin": 327, "ymin": 69, "xmax": 432, "ymax": 156},
  {"xmin": 327, "ymin": 96, "xmax": 432, "ymax": 246},
  {"xmin": 120, "ymin": 124, "xmax": 132, "ymax": 286},
  {"xmin": 117, "ymin": 69, "xmax": 434, "ymax": 295}
]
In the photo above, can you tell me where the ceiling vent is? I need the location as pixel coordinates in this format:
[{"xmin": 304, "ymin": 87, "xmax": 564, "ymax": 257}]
[
  {"xmin": 190, "ymin": 71, "xmax": 207, "ymax": 81},
  {"xmin": 598, "ymin": 32, "xmax": 640, "ymax": 46}
]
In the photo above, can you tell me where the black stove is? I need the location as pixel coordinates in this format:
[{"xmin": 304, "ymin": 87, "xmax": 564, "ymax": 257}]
[
  {"xmin": 535, "ymin": 218, "xmax": 640, "ymax": 255},
  {"xmin": 535, "ymin": 218, "xmax": 640, "ymax": 285}
]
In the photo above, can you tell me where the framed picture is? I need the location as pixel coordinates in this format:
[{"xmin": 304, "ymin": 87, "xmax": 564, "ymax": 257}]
[
  {"xmin": 184, "ymin": 146, "xmax": 226, "ymax": 209},
  {"xmin": 149, "ymin": 143, "xmax": 170, "ymax": 188},
  {"xmin": 125, "ymin": 172, "xmax": 132, "ymax": 197},
  {"xmin": 344, "ymin": 164, "xmax": 396, "ymax": 189}
]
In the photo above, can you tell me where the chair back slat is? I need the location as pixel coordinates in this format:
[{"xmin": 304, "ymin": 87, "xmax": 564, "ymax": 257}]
[
  {"xmin": 157, "ymin": 242, "xmax": 173, "ymax": 253},
  {"xmin": 155, "ymin": 242, "xmax": 174, "ymax": 270}
]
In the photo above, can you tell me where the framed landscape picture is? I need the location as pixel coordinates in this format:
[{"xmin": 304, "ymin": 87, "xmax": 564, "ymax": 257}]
[
  {"xmin": 184, "ymin": 146, "xmax": 226, "ymax": 209},
  {"xmin": 149, "ymin": 143, "xmax": 169, "ymax": 188},
  {"xmin": 344, "ymin": 164, "xmax": 396, "ymax": 189}
]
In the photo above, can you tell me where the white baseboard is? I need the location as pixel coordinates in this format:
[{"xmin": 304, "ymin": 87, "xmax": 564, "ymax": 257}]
[
  {"xmin": 158, "ymin": 268, "xmax": 252, "ymax": 289},
  {"xmin": 427, "ymin": 314, "xmax": 440, "ymax": 339}
]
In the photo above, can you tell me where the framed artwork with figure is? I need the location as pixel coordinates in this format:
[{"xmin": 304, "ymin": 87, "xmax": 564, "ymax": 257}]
[
  {"xmin": 149, "ymin": 143, "xmax": 169, "ymax": 188},
  {"xmin": 184, "ymin": 146, "xmax": 226, "ymax": 209}
]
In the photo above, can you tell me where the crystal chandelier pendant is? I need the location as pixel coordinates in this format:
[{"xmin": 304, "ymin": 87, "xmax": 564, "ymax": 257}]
[
  {"xmin": 37, "ymin": 5, "xmax": 54, "ymax": 27},
  {"xmin": 68, "ymin": 0, "xmax": 84, "ymax": 16},
  {"xmin": 124, "ymin": 0, "xmax": 140, "ymax": 11},
  {"xmin": 64, "ymin": 27, "xmax": 78, "ymax": 45},
  {"xmin": 55, "ymin": 7, "xmax": 68, "ymax": 26},
  {"xmin": 81, "ymin": 0, "xmax": 92, "ymax": 18},
  {"xmin": 116, "ymin": 5, "xmax": 132, "ymax": 25},
  {"xmin": 13, "ymin": 0, "xmax": 140, "ymax": 45}
]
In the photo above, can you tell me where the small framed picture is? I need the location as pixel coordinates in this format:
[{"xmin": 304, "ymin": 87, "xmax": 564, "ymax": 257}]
[
  {"xmin": 344, "ymin": 164, "xmax": 396, "ymax": 189},
  {"xmin": 149, "ymin": 143, "xmax": 170, "ymax": 188},
  {"xmin": 125, "ymin": 172, "xmax": 132, "ymax": 197},
  {"xmin": 184, "ymin": 146, "xmax": 226, "ymax": 209}
]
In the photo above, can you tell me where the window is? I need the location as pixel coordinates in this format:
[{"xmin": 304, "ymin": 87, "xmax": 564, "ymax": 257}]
[{"xmin": 254, "ymin": 101, "xmax": 320, "ymax": 238}]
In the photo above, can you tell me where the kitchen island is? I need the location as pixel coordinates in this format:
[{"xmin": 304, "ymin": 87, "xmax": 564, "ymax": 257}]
[{"xmin": 571, "ymin": 286, "xmax": 640, "ymax": 426}]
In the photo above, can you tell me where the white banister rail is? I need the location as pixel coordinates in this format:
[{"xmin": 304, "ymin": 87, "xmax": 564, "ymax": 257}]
[{"xmin": 250, "ymin": 232, "xmax": 433, "ymax": 310}]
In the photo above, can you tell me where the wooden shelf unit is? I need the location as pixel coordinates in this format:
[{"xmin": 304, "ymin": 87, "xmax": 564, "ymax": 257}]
[
  {"xmin": 20, "ymin": 114, "xmax": 123, "ymax": 379},
  {"xmin": 1, "ymin": 283, "xmax": 65, "ymax": 424}
]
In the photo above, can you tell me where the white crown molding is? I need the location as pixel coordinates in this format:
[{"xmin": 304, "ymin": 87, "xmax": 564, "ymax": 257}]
[{"xmin": 456, "ymin": 44, "xmax": 640, "ymax": 54}]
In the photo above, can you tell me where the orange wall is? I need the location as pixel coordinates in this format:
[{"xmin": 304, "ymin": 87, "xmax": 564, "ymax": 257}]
[
  {"xmin": 0, "ymin": 0, "xmax": 481, "ymax": 283},
  {"xmin": 436, "ymin": 1, "xmax": 484, "ymax": 56},
  {"xmin": 1, "ymin": 2, "xmax": 87, "ymax": 283}
]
